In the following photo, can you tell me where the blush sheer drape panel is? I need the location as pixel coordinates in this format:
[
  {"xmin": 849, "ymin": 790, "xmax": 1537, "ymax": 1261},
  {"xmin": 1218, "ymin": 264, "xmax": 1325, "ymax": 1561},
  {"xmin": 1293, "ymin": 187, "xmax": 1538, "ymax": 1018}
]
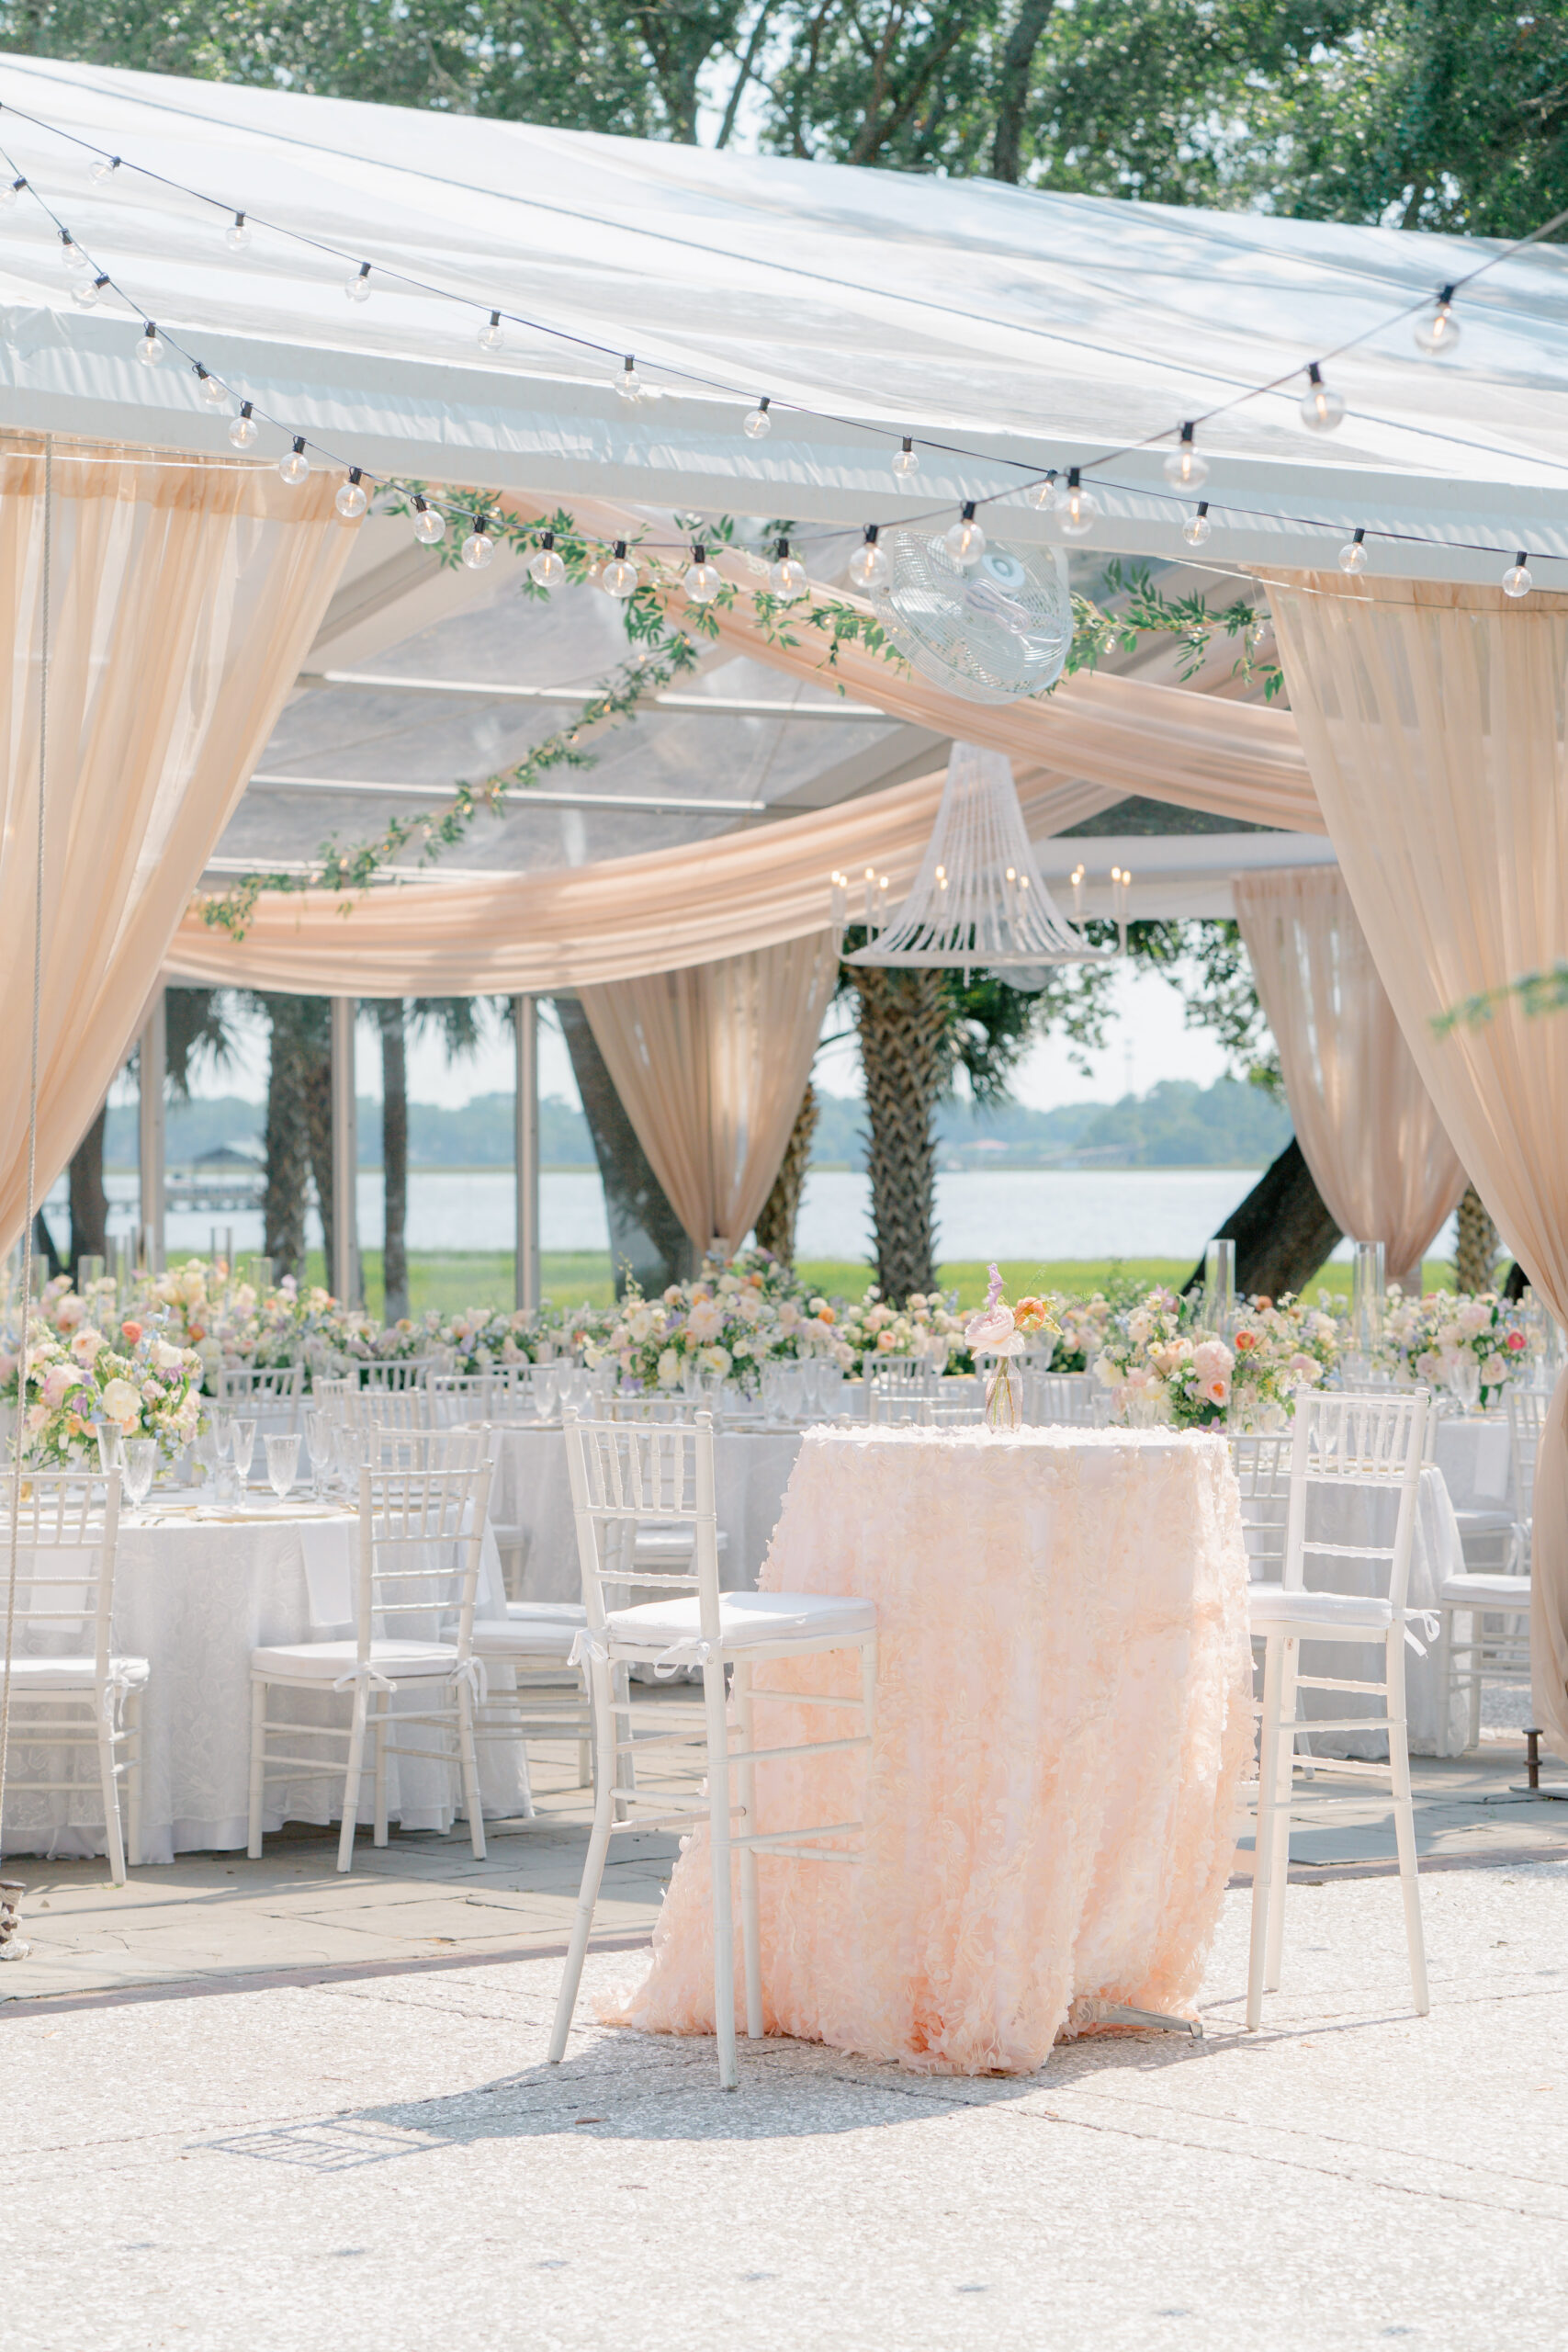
[
  {"xmin": 578, "ymin": 934, "xmax": 839, "ymax": 1259},
  {"xmin": 1268, "ymin": 571, "xmax": 1568, "ymax": 1751},
  {"xmin": 1233, "ymin": 865, "xmax": 1463, "ymax": 1291},
  {"xmin": 0, "ymin": 441, "xmax": 351, "ymax": 1253},
  {"xmin": 167, "ymin": 770, "xmax": 1114, "ymax": 992}
]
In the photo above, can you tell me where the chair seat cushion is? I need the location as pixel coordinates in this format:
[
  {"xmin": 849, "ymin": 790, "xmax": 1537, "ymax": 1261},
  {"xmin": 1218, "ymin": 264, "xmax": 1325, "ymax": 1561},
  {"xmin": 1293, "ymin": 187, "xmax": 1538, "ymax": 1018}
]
[
  {"xmin": 472, "ymin": 1617, "xmax": 581, "ymax": 1661},
  {"xmin": 1248, "ymin": 1584, "xmax": 1394, "ymax": 1634},
  {"xmin": 0, "ymin": 1654, "xmax": 149, "ymax": 1690},
  {"xmin": 1439, "ymin": 1573, "xmax": 1533, "ymax": 1608},
  {"xmin": 251, "ymin": 1638, "xmax": 457, "ymax": 1680},
  {"xmin": 604, "ymin": 1589, "xmax": 874, "ymax": 1652},
  {"xmin": 1454, "ymin": 1508, "xmax": 1517, "ymax": 1534},
  {"xmin": 632, "ymin": 1525, "xmax": 729, "ymax": 1560},
  {"xmin": 504, "ymin": 1600, "xmax": 586, "ymax": 1625}
]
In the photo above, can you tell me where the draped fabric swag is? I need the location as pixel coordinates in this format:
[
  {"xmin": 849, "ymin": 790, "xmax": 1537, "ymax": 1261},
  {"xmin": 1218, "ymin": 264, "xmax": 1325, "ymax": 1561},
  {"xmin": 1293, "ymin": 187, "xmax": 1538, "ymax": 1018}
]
[
  {"xmin": 0, "ymin": 442, "xmax": 353, "ymax": 1255},
  {"xmin": 1267, "ymin": 571, "xmax": 1568, "ymax": 1752},
  {"xmin": 578, "ymin": 933, "xmax": 839, "ymax": 1258},
  {"xmin": 1233, "ymin": 865, "xmax": 1464, "ymax": 1291}
]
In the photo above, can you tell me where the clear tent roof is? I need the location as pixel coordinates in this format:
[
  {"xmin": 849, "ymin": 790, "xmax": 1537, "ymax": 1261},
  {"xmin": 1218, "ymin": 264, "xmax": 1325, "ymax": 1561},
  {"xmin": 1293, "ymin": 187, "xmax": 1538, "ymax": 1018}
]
[{"xmin": 0, "ymin": 52, "xmax": 1556, "ymax": 911}]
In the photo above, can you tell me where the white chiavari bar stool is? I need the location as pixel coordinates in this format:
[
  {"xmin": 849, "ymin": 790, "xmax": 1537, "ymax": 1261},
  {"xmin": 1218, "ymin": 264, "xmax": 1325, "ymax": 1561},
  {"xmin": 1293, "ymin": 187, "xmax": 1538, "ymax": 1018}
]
[
  {"xmin": 1247, "ymin": 1389, "xmax": 1430, "ymax": 2029},
  {"xmin": 1507, "ymin": 1385, "xmax": 1547, "ymax": 1573},
  {"xmin": 550, "ymin": 1410, "xmax": 877, "ymax": 2089},
  {"xmin": 247, "ymin": 1432, "xmax": 492, "ymax": 1872},
  {"xmin": 217, "ymin": 1362, "xmax": 304, "ymax": 1431},
  {"xmin": 1424, "ymin": 1386, "xmax": 1541, "ymax": 1750},
  {"xmin": 0, "ymin": 1469, "xmax": 143, "ymax": 1883},
  {"xmin": 470, "ymin": 1601, "xmax": 594, "ymax": 1804}
]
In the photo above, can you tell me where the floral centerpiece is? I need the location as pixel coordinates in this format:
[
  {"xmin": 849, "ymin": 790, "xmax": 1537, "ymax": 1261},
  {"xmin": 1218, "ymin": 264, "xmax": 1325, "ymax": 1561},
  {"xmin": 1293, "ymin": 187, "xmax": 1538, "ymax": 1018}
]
[
  {"xmin": 1050, "ymin": 1293, "xmax": 1114, "ymax": 1374},
  {"xmin": 0, "ymin": 1305, "xmax": 203, "ymax": 1465},
  {"xmin": 1095, "ymin": 1288, "xmax": 1235, "ymax": 1429},
  {"xmin": 1228, "ymin": 1295, "xmax": 1340, "ymax": 1429},
  {"xmin": 586, "ymin": 1252, "xmax": 839, "ymax": 1396},
  {"xmin": 834, "ymin": 1286, "xmax": 968, "ymax": 1376},
  {"xmin": 964, "ymin": 1266, "xmax": 1056, "ymax": 1428},
  {"xmin": 1381, "ymin": 1288, "xmax": 1533, "ymax": 1407}
]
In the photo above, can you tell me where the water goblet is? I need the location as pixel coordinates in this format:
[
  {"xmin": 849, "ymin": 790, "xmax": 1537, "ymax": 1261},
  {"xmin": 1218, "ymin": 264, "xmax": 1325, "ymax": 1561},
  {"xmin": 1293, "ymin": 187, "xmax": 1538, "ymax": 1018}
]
[
  {"xmin": 1450, "ymin": 1355, "xmax": 1481, "ymax": 1414},
  {"xmin": 95, "ymin": 1423, "xmax": 123, "ymax": 1478},
  {"xmin": 775, "ymin": 1364, "xmax": 806, "ymax": 1422},
  {"xmin": 231, "ymin": 1417, "xmax": 258, "ymax": 1483},
  {"xmin": 121, "ymin": 1437, "xmax": 157, "ymax": 1510},
  {"xmin": 211, "ymin": 1407, "xmax": 233, "ymax": 1459},
  {"xmin": 265, "ymin": 1432, "xmax": 301, "ymax": 1502},
  {"xmin": 193, "ymin": 1422, "xmax": 220, "ymax": 1489}
]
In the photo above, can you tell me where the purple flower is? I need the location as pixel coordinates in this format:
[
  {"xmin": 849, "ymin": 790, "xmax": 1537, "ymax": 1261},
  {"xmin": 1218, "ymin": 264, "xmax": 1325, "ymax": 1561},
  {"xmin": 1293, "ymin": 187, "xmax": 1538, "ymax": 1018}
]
[{"xmin": 984, "ymin": 1262, "xmax": 1005, "ymax": 1312}]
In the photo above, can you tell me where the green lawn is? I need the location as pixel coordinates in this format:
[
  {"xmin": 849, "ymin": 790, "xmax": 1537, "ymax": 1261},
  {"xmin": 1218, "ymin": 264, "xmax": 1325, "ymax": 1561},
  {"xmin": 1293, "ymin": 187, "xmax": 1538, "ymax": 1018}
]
[{"xmin": 316, "ymin": 1249, "xmax": 1461, "ymax": 1317}]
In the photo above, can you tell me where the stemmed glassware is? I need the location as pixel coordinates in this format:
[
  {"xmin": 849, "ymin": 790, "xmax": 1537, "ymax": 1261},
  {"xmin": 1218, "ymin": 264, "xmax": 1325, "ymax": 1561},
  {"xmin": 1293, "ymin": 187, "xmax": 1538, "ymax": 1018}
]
[
  {"xmin": 121, "ymin": 1438, "xmax": 157, "ymax": 1509},
  {"xmin": 231, "ymin": 1417, "xmax": 258, "ymax": 1484},
  {"xmin": 304, "ymin": 1406, "xmax": 333, "ymax": 1498}
]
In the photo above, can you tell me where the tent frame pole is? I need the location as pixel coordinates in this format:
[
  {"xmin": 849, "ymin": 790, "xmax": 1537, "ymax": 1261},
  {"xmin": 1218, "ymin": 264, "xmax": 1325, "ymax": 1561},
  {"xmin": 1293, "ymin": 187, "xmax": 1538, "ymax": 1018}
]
[
  {"xmin": 137, "ymin": 989, "xmax": 165, "ymax": 1273},
  {"xmin": 514, "ymin": 994, "xmax": 539, "ymax": 1314},
  {"xmin": 331, "ymin": 996, "xmax": 359, "ymax": 1306}
]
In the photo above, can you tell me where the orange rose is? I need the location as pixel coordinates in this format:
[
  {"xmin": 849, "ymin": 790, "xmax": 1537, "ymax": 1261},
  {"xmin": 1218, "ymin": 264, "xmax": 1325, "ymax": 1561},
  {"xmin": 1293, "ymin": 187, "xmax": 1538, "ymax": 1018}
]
[
  {"xmin": 1235, "ymin": 1329, "xmax": 1258, "ymax": 1352},
  {"xmin": 121, "ymin": 1320, "xmax": 142, "ymax": 1343},
  {"xmin": 1014, "ymin": 1295, "xmax": 1052, "ymax": 1334}
]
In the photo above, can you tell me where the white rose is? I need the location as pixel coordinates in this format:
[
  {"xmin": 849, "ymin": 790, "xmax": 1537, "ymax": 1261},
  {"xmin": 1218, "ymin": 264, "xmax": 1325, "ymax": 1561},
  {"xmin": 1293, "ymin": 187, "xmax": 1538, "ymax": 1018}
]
[
  {"xmin": 100, "ymin": 1377, "xmax": 141, "ymax": 1431},
  {"xmin": 657, "ymin": 1348, "xmax": 682, "ymax": 1389}
]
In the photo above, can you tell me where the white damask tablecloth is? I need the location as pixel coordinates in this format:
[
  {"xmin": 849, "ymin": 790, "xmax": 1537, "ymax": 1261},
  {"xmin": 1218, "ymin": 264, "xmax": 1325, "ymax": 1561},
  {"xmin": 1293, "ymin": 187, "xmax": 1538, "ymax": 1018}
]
[{"xmin": 0, "ymin": 1498, "xmax": 527, "ymax": 1866}]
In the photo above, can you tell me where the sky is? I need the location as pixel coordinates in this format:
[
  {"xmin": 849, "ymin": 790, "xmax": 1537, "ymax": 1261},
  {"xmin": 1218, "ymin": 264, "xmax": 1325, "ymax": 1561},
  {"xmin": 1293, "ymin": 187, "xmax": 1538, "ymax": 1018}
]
[{"xmin": 173, "ymin": 962, "xmax": 1238, "ymax": 1112}]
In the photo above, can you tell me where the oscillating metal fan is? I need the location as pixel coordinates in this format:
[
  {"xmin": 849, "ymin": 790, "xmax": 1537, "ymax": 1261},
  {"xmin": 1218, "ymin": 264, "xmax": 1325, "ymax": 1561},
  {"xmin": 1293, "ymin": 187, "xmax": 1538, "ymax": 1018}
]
[{"xmin": 870, "ymin": 529, "xmax": 1073, "ymax": 705}]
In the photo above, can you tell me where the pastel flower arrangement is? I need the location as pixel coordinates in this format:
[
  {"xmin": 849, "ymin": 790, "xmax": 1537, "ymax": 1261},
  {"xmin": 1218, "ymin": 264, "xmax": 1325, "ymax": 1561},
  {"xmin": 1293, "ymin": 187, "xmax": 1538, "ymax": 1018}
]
[
  {"xmin": 1095, "ymin": 1289, "xmax": 1235, "ymax": 1430},
  {"xmin": 1227, "ymin": 1296, "xmax": 1340, "ymax": 1428},
  {"xmin": 0, "ymin": 1301, "xmax": 203, "ymax": 1465},
  {"xmin": 586, "ymin": 1253, "xmax": 844, "ymax": 1396},
  {"xmin": 833, "ymin": 1286, "xmax": 969, "ymax": 1376},
  {"xmin": 1379, "ymin": 1289, "xmax": 1534, "ymax": 1406},
  {"xmin": 964, "ymin": 1265, "xmax": 1057, "ymax": 1428}
]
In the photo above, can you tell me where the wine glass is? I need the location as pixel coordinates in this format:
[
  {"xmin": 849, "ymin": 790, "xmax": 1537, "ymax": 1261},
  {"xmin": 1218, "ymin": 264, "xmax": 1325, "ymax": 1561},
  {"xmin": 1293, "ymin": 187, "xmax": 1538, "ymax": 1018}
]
[
  {"xmin": 1450, "ymin": 1354, "xmax": 1481, "ymax": 1414},
  {"xmin": 96, "ymin": 1424, "xmax": 123, "ymax": 1477},
  {"xmin": 231, "ymin": 1417, "xmax": 258, "ymax": 1483},
  {"xmin": 121, "ymin": 1437, "xmax": 157, "ymax": 1509},
  {"xmin": 304, "ymin": 1405, "xmax": 332, "ymax": 1498},
  {"xmin": 193, "ymin": 1423, "xmax": 220, "ymax": 1489},
  {"xmin": 265, "ymin": 1432, "xmax": 300, "ymax": 1502}
]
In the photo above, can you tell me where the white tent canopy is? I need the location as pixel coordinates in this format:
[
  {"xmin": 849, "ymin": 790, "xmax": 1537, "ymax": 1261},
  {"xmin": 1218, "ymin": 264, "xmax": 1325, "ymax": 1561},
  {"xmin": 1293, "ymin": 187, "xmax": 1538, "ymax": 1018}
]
[{"xmin": 0, "ymin": 54, "xmax": 1566, "ymax": 582}]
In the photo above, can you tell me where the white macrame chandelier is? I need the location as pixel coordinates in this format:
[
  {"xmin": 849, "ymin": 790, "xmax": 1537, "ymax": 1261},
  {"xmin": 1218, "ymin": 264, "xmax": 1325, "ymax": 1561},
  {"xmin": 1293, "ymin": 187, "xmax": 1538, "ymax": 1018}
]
[{"xmin": 836, "ymin": 743, "xmax": 1128, "ymax": 988}]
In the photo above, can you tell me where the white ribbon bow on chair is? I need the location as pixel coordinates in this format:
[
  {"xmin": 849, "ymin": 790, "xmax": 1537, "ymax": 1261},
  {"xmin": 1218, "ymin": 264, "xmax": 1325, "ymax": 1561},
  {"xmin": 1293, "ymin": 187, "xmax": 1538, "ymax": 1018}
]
[
  {"xmin": 332, "ymin": 1661, "xmax": 400, "ymax": 1694},
  {"xmin": 448, "ymin": 1656, "xmax": 490, "ymax": 1706},
  {"xmin": 1403, "ymin": 1608, "xmax": 1441, "ymax": 1658}
]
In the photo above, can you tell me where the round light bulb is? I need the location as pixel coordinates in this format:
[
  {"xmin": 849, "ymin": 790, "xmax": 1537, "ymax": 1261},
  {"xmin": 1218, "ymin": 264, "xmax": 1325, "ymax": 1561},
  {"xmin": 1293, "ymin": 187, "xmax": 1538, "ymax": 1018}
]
[
  {"xmin": 1414, "ymin": 288, "xmax": 1461, "ymax": 357},
  {"xmin": 602, "ymin": 544, "xmax": 639, "ymax": 597},
  {"xmin": 848, "ymin": 530, "xmax": 889, "ymax": 593},
  {"xmin": 197, "ymin": 368, "xmax": 227, "ymax": 406},
  {"xmin": 618, "ymin": 356, "xmax": 643, "ymax": 403},
  {"xmin": 1163, "ymin": 428, "xmax": 1208, "ymax": 490},
  {"xmin": 136, "ymin": 325, "xmax": 164, "ymax": 368},
  {"xmin": 0, "ymin": 178, "xmax": 22, "ymax": 209},
  {"xmin": 61, "ymin": 236, "xmax": 89, "ymax": 274},
  {"xmin": 412, "ymin": 500, "xmax": 446, "ymax": 547},
  {"xmin": 769, "ymin": 547, "xmax": 807, "ymax": 601},
  {"xmin": 279, "ymin": 439, "xmax": 310, "ymax": 486},
  {"xmin": 345, "ymin": 263, "xmax": 371, "ymax": 303},
  {"xmin": 1057, "ymin": 470, "xmax": 1099, "ymax": 537},
  {"xmin": 89, "ymin": 154, "xmax": 119, "ymax": 186},
  {"xmin": 1181, "ymin": 503, "xmax": 1212, "ymax": 548},
  {"xmin": 461, "ymin": 525, "xmax": 495, "ymax": 571},
  {"xmin": 682, "ymin": 549, "xmax": 722, "ymax": 605},
  {"xmin": 228, "ymin": 403, "xmax": 258, "ymax": 450},
  {"xmin": 743, "ymin": 398, "xmax": 772, "ymax": 439},
  {"xmin": 529, "ymin": 539, "xmax": 565, "ymax": 589},
  {"xmin": 1246, "ymin": 615, "xmax": 1270, "ymax": 658},
  {"xmin": 226, "ymin": 212, "xmax": 251, "ymax": 249},
  {"xmin": 1503, "ymin": 553, "xmax": 1533, "ymax": 599},
  {"xmin": 1339, "ymin": 529, "xmax": 1368, "ymax": 575},
  {"xmin": 478, "ymin": 310, "xmax": 504, "ymax": 353},
  {"xmin": 1026, "ymin": 474, "xmax": 1057, "ymax": 510},
  {"xmin": 72, "ymin": 274, "xmax": 107, "ymax": 310},
  {"xmin": 943, "ymin": 503, "xmax": 986, "ymax": 568},
  {"xmin": 892, "ymin": 436, "xmax": 919, "ymax": 479},
  {"xmin": 1299, "ymin": 364, "xmax": 1344, "ymax": 432},
  {"xmin": 335, "ymin": 472, "xmax": 368, "ymax": 520}
]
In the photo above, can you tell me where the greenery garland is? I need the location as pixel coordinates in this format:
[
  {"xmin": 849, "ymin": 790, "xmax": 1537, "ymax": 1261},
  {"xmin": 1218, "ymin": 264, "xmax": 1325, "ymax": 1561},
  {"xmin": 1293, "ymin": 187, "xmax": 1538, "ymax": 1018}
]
[{"xmin": 197, "ymin": 495, "xmax": 1281, "ymax": 940}]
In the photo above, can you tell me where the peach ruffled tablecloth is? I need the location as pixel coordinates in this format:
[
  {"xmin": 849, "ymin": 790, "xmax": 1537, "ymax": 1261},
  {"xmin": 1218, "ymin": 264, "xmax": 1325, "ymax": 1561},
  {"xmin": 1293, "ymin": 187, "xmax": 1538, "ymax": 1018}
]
[{"xmin": 611, "ymin": 1424, "xmax": 1253, "ymax": 2075}]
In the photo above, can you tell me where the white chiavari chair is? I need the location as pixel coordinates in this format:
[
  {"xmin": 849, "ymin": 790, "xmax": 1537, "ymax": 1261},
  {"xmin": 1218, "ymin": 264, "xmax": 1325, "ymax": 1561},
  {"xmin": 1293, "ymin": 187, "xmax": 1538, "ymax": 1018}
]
[
  {"xmin": 1425, "ymin": 1388, "xmax": 1540, "ymax": 1751},
  {"xmin": 359, "ymin": 1356, "xmax": 443, "ymax": 1393},
  {"xmin": 341, "ymin": 1387, "xmax": 433, "ymax": 1435},
  {"xmin": 1028, "ymin": 1372, "xmax": 1096, "ymax": 1427},
  {"xmin": 0, "ymin": 1469, "xmax": 142, "ymax": 1883},
  {"xmin": 1247, "ymin": 1390, "xmax": 1430, "ymax": 2028},
  {"xmin": 247, "ymin": 1431, "xmax": 491, "ymax": 1872},
  {"xmin": 310, "ymin": 1374, "xmax": 355, "ymax": 1419},
  {"xmin": 550, "ymin": 1411, "xmax": 877, "ymax": 2089},
  {"xmin": 217, "ymin": 1362, "xmax": 304, "ymax": 1431}
]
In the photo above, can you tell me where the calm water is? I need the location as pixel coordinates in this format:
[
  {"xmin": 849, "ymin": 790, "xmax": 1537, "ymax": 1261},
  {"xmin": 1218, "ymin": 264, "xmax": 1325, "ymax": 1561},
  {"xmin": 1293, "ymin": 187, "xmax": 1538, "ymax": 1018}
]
[{"xmin": 51, "ymin": 1165, "xmax": 1437, "ymax": 1265}]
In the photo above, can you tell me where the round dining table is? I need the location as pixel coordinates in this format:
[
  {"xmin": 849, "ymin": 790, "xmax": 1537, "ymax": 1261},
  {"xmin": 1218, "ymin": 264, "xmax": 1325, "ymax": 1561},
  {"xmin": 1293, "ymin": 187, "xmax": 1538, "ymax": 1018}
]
[
  {"xmin": 2, "ymin": 1490, "xmax": 526, "ymax": 1866},
  {"xmin": 614, "ymin": 1423, "xmax": 1254, "ymax": 2076}
]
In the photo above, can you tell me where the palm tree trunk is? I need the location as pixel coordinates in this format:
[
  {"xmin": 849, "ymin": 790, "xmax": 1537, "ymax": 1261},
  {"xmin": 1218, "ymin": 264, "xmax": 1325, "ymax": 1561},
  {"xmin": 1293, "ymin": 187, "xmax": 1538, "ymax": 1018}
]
[
  {"xmin": 755, "ymin": 1082, "xmax": 818, "ymax": 1267},
  {"xmin": 262, "ymin": 997, "xmax": 310, "ymax": 1283},
  {"xmin": 1183, "ymin": 1137, "xmax": 1341, "ymax": 1301},
  {"xmin": 1455, "ymin": 1182, "xmax": 1498, "ymax": 1293},
  {"xmin": 302, "ymin": 1019, "xmax": 333, "ymax": 1287},
  {"xmin": 845, "ymin": 966, "xmax": 946, "ymax": 1304},
  {"xmin": 378, "ymin": 1001, "xmax": 410, "ymax": 1320},
  {"xmin": 68, "ymin": 1101, "xmax": 108, "ymax": 1278}
]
